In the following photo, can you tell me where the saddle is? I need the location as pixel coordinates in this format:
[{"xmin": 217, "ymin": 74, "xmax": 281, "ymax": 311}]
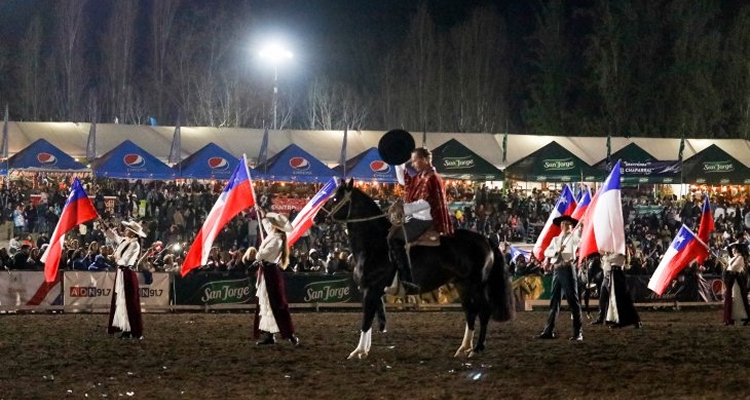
[{"xmin": 408, "ymin": 229, "xmax": 441, "ymax": 247}]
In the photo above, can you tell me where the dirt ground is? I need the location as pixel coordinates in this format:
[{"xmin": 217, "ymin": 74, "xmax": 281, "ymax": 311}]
[{"xmin": 0, "ymin": 307, "xmax": 746, "ymax": 400}]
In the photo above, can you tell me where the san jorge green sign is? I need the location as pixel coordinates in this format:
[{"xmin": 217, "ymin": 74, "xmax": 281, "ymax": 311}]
[
  {"xmin": 303, "ymin": 279, "xmax": 352, "ymax": 303},
  {"xmin": 702, "ymin": 161, "xmax": 734, "ymax": 173},
  {"xmin": 199, "ymin": 278, "xmax": 255, "ymax": 305},
  {"xmin": 543, "ymin": 158, "xmax": 575, "ymax": 171},
  {"xmin": 442, "ymin": 156, "xmax": 475, "ymax": 170}
]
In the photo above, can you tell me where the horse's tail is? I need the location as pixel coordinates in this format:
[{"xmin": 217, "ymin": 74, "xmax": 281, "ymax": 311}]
[{"xmin": 485, "ymin": 246, "xmax": 515, "ymax": 322}]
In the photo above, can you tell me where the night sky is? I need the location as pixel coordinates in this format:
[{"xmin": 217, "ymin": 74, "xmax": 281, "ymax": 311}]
[{"xmin": 0, "ymin": 0, "xmax": 531, "ymax": 82}]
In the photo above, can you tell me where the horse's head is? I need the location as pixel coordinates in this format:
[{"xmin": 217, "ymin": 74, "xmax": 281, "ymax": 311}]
[{"xmin": 315, "ymin": 178, "xmax": 382, "ymax": 224}]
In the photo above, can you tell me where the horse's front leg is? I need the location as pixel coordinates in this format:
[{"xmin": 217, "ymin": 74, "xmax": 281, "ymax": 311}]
[
  {"xmin": 376, "ymin": 295, "xmax": 387, "ymax": 333},
  {"xmin": 455, "ymin": 310, "xmax": 476, "ymax": 358},
  {"xmin": 348, "ymin": 287, "xmax": 380, "ymax": 360},
  {"xmin": 472, "ymin": 310, "xmax": 491, "ymax": 356}
]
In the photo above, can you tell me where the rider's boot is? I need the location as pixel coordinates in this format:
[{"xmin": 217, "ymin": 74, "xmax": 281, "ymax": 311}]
[{"xmin": 386, "ymin": 244, "xmax": 420, "ymax": 295}]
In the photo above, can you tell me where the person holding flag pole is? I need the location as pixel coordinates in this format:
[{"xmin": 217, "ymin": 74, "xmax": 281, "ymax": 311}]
[
  {"xmin": 536, "ymin": 214, "xmax": 583, "ymax": 341},
  {"xmin": 105, "ymin": 219, "xmax": 147, "ymax": 339}
]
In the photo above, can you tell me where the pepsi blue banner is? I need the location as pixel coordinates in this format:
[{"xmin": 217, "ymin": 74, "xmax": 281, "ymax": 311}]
[
  {"xmin": 333, "ymin": 147, "xmax": 398, "ymax": 183},
  {"xmin": 6, "ymin": 138, "xmax": 88, "ymax": 172},
  {"xmin": 174, "ymin": 143, "xmax": 239, "ymax": 180},
  {"xmin": 254, "ymin": 144, "xmax": 335, "ymax": 183},
  {"xmin": 91, "ymin": 140, "xmax": 175, "ymax": 180}
]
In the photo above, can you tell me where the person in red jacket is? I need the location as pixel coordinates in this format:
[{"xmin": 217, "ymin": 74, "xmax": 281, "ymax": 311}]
[{"xmin": 388, "ymin": 147, "xmax": 453, "ymax": 292}]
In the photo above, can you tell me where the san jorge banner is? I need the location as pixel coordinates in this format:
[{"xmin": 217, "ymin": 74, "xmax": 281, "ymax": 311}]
[
  {"xmin": 302, "ymin": 278, "xmax": 353, "ymax": 303},
  {"xmin": 174, "ymin": 273, "xmax": 361, "ymax": 305}
]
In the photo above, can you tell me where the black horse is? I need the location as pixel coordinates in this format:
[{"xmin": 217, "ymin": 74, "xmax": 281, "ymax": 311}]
[{"xmin": 317, "ymin": 180, "xmax": 514, "ymax": 359}]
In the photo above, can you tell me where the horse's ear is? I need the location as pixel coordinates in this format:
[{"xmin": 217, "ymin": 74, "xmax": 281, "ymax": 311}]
[{"xmin": 346, "ymin": 178, "xmax": 354, "ymax": 189}]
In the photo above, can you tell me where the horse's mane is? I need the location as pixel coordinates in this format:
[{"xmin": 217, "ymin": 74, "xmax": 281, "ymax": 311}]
[{"xmin": 344, "ymin": 186, "xmax": 391, "ymax": 256}]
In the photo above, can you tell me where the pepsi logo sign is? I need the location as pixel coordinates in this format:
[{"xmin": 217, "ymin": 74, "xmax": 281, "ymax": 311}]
[
  {"xmin": 289, "ymin": 156, "xmax": 310, "ymax": 171},
  {"xmin": 207, "ymin": 157, "xmax": 229, "ymax": 170},
  {"xmin": 369, "ymin": 160, "xmax": 390, "ymax": 174},
  {"xmin": 36, "ymin": 152, "xmax": 58, "ymax": 166},
  {"xmin": 123, "ymin": 154, "xmax": 146, "ymax": 168}
]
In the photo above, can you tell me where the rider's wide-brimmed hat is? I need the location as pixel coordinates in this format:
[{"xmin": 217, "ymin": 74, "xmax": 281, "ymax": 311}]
[
  {"xmin": 552, "ymin": 215, "xmax": 578, "ymax": 226},
  {"xmin": 121, "ymin": 220, "xmax": 147, "ymax": 238},
  {"xmin": 378, "ymin": 129, "xmax": 415, "ymax": 165},
  {"xmin": 264, "ymin": 212, "xmax": 294, "ymax": 232}
]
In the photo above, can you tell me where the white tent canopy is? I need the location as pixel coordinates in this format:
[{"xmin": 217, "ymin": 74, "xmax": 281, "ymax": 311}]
[{"xmin": 5, "ymin": 121, "xmax": 750, "ymax": 169}]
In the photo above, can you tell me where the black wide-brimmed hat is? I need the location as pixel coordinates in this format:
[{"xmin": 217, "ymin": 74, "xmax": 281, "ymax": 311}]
[
  {"xmin": 378, "ymin": 129, "xmax": 415, "ymax": 165},
  {"xmin": 727, "ymin": 241, "xmax": 747, "ymax": 253},
  {"xmin": 552, "ymin": 215, "xmax": 578, "ymax": 226}
]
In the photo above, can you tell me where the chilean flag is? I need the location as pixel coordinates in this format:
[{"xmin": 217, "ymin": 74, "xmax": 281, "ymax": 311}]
[
  {"xmin": 578, "ymin": 160, "xmax": 625, "ymax": 261},
  {"xmin": 181, "ymin": 157, "xmax": 255, "ymax": 276},
  {"xmin": 288, "ymin": 177, "xmax": 339, "ymax": 247},
  {"xmin": 570, "ymin": 186, "xmax": 592, "ymax": 221},
  {"xmin": 648, "ymin": 225, "xmax": 709, "ymax": 295},
  {"xmin": 510, "ymin": 246, "xmax": 531, "ymax": 263},
  {"xmin": 695, "ymin": 194, "xmax": 714, "ymax": 264},
  {"xmin": 41, "ymin": 178, "xmax": 99, "ymax": 282},
  {"xmin": 532, "ymin": 185, "xmax": 576, "ymax": 261}
]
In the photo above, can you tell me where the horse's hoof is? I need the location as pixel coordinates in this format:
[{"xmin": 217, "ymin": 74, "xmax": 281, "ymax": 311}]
[
  {"xmin": 454, "ymin": 347, "xmax": 471, "ymax": 358},
  {"xmin": 348, "ymin": 349, "xmax": 368, "ymax": 360}
]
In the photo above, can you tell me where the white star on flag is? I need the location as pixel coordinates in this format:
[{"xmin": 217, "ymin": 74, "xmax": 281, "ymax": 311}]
[{"xmin": 673, "ymin": 234, "xmax": 685, "ymax": 248}]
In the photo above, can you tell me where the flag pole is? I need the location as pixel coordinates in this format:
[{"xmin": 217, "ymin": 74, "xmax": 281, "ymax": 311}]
[{"xmin": 244, "ymin": 153, "xmax": 265, "ymax": 243}]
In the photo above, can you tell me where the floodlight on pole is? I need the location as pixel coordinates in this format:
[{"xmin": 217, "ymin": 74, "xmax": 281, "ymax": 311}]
[{"xmin": 259, "ymin": 44, "xmax": 293, "ymax": 130}]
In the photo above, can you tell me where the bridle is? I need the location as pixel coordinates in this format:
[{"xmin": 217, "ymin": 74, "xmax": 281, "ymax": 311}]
[{"xmin": 320, "ymin": 189, "xmax": 388, "ymax": 224}]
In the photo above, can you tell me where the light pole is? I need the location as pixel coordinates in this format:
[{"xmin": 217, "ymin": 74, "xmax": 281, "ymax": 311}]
[{"xmin": 259, "ymin": 44, "xmax": 293, "ymax": 130}]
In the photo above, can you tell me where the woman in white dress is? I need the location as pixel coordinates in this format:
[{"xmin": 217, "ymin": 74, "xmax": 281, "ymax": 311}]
[
  {"xmin": 253, "ymin": 212, "xmax": 299, "ymax": 346},
  {"xmin": 723, "ymin": 242, "xmax": 750, "ymax": 326}
]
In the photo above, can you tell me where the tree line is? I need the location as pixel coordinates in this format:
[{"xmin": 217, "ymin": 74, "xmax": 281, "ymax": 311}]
[{"xmin": 0, "ymin": 0, "xmax": 749, "ymax": 139}]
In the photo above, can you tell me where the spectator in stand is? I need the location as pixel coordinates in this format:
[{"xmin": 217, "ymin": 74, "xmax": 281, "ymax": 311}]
[
  {"xmin": 12, "ymin": 204, "xmax": 26, "ymax": 237},
  {"xmin": 308, "ymin": 249, "xmax": 327, "ymax": 273},
  {"xmin": 12, "ymin": 244, "xmax": 32, "ymax": 270}
]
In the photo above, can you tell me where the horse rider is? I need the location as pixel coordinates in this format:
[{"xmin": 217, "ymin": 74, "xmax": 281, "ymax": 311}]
[{"xmin": 388, "ymin": 147, "xmax": 454, "ymax": 292}]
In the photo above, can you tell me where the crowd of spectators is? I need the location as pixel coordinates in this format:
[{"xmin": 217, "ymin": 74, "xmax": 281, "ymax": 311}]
[{"xmin": 1, "ymin": 174, "xmax": 748, "ymax": 281}]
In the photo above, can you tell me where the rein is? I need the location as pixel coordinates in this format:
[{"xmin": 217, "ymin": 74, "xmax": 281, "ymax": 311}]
[{"xmin": 320, "ymin": 190, "xmax": 388, "ymax": 224}]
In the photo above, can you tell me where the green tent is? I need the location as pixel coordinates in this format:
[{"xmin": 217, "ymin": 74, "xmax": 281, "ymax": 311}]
[
  {"xmin": 593, "ymin": 143, "xmax": 655, "ymax": 169},
  {"xmin": 504, "ymin": 141, "xmax": 600, "ymax": 182},
  {"xmin": 593, "ymin": 143, "xmax": 680, "ymax": 184},
  {"xmin": 431, "ymin": 139, "xmax": 504, "ymax": 180},
  {"xmin": 682, "ymin": 144, "xmax": 750, "ymax": 185}
]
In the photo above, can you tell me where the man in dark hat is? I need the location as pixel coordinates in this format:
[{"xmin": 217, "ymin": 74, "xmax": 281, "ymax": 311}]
[
  {"xmin": 536, "ymin": 215, "xmax": 584, "ymax": 341},
  {"xmin": 388, "ymin": 147, "xmax": 453, "ymax": 292}
]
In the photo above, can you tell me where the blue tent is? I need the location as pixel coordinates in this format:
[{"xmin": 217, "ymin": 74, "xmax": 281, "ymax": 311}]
[
  {"xmin": 174, "ymin": 143, "xmax": 239, "ymax": 180},
  {"xmin": 2, "ymin": 138, "xmax": 88, "ymax": 173},
  {"xmin": 91, "ymin": 140, "xmax": 175, "ymax": 179},
  {"xmin": 333, "ymin": 147, "xmax": 398, "ymax": 183},
  {"xmin": 254, "ymin": 144, "xmax": 335, "ymax": 182}
]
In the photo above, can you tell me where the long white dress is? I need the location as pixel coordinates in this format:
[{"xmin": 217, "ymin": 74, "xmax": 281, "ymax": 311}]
[{"xmin": 255, "ymin": 231, "xmax": 284, "ymax": 333}]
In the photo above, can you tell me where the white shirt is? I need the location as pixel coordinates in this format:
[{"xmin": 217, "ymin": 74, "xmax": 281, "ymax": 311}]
[
  {"xmin": 601, "ymin": 253, "xmax": 626, "ymax": 272},
  {"xmin": 727, "ymin": 255, "xmax": 745, "ymax": 273},
  {"xmin": 544, "ymin": 229, "xmax": 580, "ymax": 265},
  {"xmin": 257, "ymin": 232, "xmax": 284, "ymax": 264},
  {"xmin": 395, "ymin": 164, "xmax": 432, "ymax": 221},
  {"xmin": 107, "ymin": 230, "xmax": 141, "ymax": 267}
]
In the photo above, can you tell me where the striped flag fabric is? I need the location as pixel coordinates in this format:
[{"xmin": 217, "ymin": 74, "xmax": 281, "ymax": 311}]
[
  {"xmin": 532, "ymin": 185, "xmax": 576, "ymax": 261},
  {"xmin": 648, "ymin": 225, "xmax": 708, "ymax": 295},
  {"xmin": 181, "ymin": 156, "xmax": 256, "ymax": 276},
  {"xmin": 509, "ymin": 246, "xmax": 531, "ymax": 263},
  {"xmin": 41, "ymin": 178, "xmax": 99, "ymax": 282},
  {"xmin": 696, "ymin": 194, "xmax": 714, "ymax": 264},
  {"xmin": 287, "ymin": 177, "xmax": 339, "ymax": 247},
  {"xmin": 570, "ymin": 186, "xmax": 592, "ymax": 221},
  {"xmin": 578, "ymin": 160, "xmax": 625, "ymax": 261}
]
